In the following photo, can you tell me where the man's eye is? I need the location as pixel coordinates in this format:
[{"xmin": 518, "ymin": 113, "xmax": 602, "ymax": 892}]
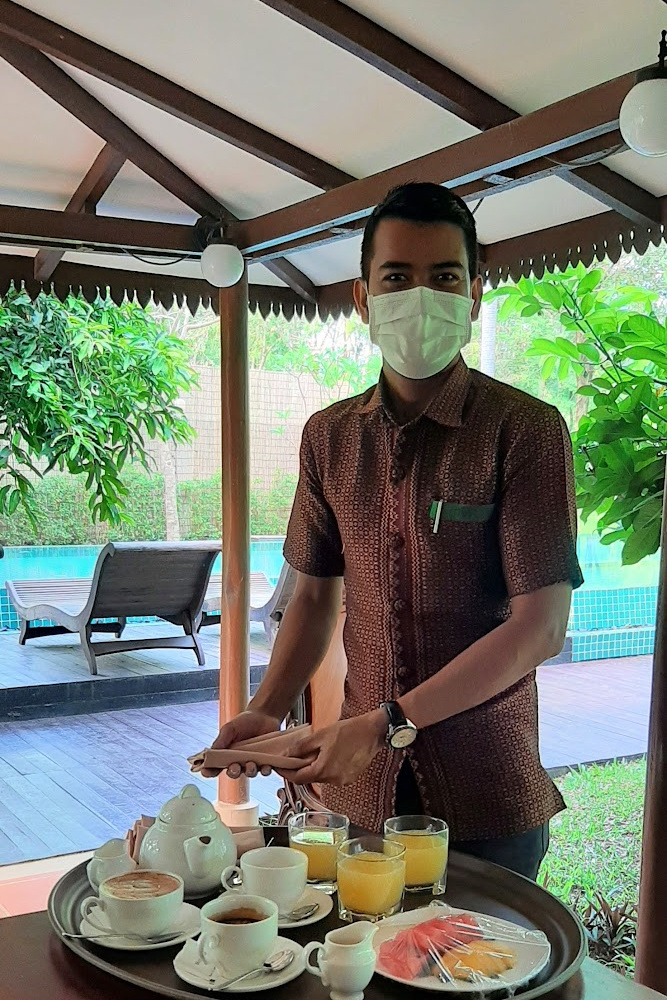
[
  {"xmin": 437, "ymin": 272, "xmax": 459, "ymax": 283},
  {"xmin": 384, "ymin": 273, "xmax": 407, "ymax": 283}
]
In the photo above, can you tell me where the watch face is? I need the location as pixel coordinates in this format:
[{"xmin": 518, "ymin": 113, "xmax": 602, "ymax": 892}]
[{"xmin": 390, "ymin": 725, "xmax": 417, "ymax": 749}]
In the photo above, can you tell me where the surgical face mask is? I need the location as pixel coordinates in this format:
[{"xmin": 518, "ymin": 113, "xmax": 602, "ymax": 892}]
[{"xmin": 367, "ymin": 285, "xmax": 473, "ymax": 380}]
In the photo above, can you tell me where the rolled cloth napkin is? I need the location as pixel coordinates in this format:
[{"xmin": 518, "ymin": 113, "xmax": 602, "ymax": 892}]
[{"xmin": 187, "ymin": 725, "xmax": 313, "ymax": 774}]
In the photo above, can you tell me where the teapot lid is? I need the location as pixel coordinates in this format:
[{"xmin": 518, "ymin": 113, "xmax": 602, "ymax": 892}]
[{"xmin": 158, "ymin": 784, "xmax": 220, "ymax": 826}]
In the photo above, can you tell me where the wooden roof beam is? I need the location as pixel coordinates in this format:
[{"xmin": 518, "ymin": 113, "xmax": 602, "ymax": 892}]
[
  {"xmin": 245, "ymin": 134, "xmax": 628, "ymax": 264},
  {"xmin": 557, "ymin": 162, "xmax": 663, "ymax": 230},
  {"xmin": 0, "ymin": 0, "xmax": 352, "ymax": 191},
  {"xmin": 261, "ymin": 0, "xmax": 657, "ymax": 229},
  {"xmin": 0, "ymin": 37, "xmax": 226, "ymax": 222},
  {"xmin": 0, "ymin": 203, "xmax": 197, "ymax": 255},
  {"xmin": 258, "ymin": 0, "xmax": 514, "ymax": 129},
  {"xmin": 34, "ymin": 144, "xmax": 125, "ymax": 282},
  {"xmin": 0, "ymin": 38, "xmax": 318, "ymax": 302},
  {"xmin": 239, "ymin": 73, "xmax": 636, "ymax": 255},
  {"xmin": 263, "ymin": 258, "xmax": 318, "ymax": 303}
]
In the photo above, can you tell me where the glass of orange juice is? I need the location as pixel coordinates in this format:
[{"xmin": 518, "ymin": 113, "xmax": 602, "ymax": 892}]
[
  {"xmin": 337, "ymin": 836, "xmax": 406, "ymax": 922},
  {"xmin": 288, "ymin": 812, "xmax": 349, "ymax": 894},
  {"xmin": 384, "ymin": 815, "xmax": 449, "ymax": 894}
]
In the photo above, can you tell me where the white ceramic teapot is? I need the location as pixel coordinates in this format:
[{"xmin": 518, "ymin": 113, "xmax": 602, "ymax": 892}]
[{"xmin": 138, "ymin": 785, "xmax": 236, "ymax": 898}]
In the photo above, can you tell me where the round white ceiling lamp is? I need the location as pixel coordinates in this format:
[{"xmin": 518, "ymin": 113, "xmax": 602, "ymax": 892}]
[
  {"xmin": 195, "ymin": 216, "xmax": 245, "ymax": 287},
  {"xmin": 619, "ymin": 19, "xmax": 667, "ymax": 157},
  {"xmin": 201, "ymin": 242, "xmax": 245, "ymax": 287}
]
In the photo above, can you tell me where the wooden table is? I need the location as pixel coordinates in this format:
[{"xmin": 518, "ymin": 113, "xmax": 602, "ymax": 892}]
[{"xmin": 1, "ymin": 909, "xmax": 664, "ymax": 1000}]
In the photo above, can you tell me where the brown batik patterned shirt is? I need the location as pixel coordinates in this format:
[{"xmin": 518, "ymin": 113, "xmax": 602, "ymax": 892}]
[{"xmin": 284, "ymin": 358, "xmax": 583, "ymax": 841}]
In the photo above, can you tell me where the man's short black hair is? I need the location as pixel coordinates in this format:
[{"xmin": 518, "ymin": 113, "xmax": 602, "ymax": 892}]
[{"xmin": 360, "ymin": 182, "xmax": 478, "ymax": 282}]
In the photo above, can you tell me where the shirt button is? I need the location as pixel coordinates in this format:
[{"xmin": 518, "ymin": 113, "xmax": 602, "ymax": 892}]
[
  {"xmin": 390, "ymin": 534, "xmax": 405, "ymax": 550},
  {"xmin": 393, "ymin": 598, "xmax": 406, "ymax": 612},
  {"xmin": 390, "ymin": 465, "xmax": 406, "ymax": 483}
]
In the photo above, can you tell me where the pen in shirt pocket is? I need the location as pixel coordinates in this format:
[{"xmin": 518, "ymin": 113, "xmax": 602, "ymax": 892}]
[{"xmin": 429, "ymin": 500, "xmax": 443, "ymax": 534}]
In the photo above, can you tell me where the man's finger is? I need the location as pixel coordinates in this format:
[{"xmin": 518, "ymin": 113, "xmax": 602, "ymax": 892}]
[
  {"xmin": 260, "ymin": 765, "xmax": 272, "ymax": 777},
  {"xmin": 200, "ymin": 767, "xmax": 221, "ymax": 778},
  {"xmin": 226, "ymin": 763, "xmax": 242, "ymax": 779},
  {"xmin": 245, "ymin": 762, "xmax": 258, "ymax": 778}
]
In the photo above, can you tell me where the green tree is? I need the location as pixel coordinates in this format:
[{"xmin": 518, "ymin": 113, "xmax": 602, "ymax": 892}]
[
  {"xmin": 487, "ymin": 266, "xmax": 665, "ymax": 564},
  {"xmin": 0, "ymin": 288, "xmax": 197, "ymax": 526}
]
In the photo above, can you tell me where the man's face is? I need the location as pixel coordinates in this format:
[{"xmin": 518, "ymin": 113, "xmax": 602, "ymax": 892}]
[{"xmin": 353, "ymin": 218, "xmax": 483, "ymax": 322}]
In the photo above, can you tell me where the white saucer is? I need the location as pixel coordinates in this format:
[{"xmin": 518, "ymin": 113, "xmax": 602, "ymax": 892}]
[
  {"xmin": 173, "ymin": 936, "xmax": 304, "ymax": 993},
  {"xmin": 278, "ymin": 886, "xmax": 333, "ymax": 929},
  {"xmin": 80, "ymin": 901, "xmax": 201, "ymax": 951}
]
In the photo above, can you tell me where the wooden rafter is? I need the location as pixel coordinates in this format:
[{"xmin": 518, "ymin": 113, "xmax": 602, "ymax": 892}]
[
  {"xmin": 0, "ymin": 37, "xmax": 226, "ymax": 222},
  {"xmin": 263, "ymin": 258, "xmax": 317, "ymax": 303},
  {"xmin": 0, "ymin": 0, "xmax": 352, "ymax": 191},
  {"xmin": 34, "ymin": 144, "xmax": 125, "ymax": 283},
  {"xmin": 258, "ymin": 0, "xmax": 514, "ymax": 129},
  {"xmin": 238, "ymin": 73, "xmax": 637, "ymax": 256},
  {"xmin": 260, "ymin": 0, "xmax": 657, "ymax": 229},
  {"xmin": 0, "ymin": 38, "xmax": 317, "ymax": 302}
]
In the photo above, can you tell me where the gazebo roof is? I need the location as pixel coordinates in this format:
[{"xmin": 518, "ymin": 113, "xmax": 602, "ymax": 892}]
[{"xmin": 0, "ymin": 0, "xmax": 665, "ymax": 317}]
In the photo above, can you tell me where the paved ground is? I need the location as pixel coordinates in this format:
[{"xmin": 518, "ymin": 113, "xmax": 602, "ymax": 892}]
[{"xmin": 0, "ymin": 654, "xmax": 652, "ymax": 866}]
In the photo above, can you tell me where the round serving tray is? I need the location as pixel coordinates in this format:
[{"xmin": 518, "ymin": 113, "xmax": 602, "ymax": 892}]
[{"xmin": 48, "ymin": 834, "xmax": 586, "ymax": 1000}]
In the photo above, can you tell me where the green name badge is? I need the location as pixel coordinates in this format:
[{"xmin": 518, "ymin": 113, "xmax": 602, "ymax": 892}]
[{"xmin": 440, "ymin": 503, "xmax": 496, "ymax": 523}]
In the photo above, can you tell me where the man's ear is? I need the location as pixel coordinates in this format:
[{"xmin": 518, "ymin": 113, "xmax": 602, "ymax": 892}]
[
  {"xmin": 353, "ymin": 278, "xmax": 369, "ymax": 323},
  {"xmin": 470, "ymin": 275, "xmax": 483, "ymax": 321}
]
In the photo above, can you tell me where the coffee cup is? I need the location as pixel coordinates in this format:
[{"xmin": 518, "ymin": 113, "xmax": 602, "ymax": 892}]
[
  {"xmin": 80, "ymin": 870, "xmax": 184, "ymax": 938},
  {"xmin": 197, "ymin": 894, "xmax": 278, "ymax": 978},
  {"xmin": 221, "ymin": 846, "xmax": 307, "ymax": 916}
]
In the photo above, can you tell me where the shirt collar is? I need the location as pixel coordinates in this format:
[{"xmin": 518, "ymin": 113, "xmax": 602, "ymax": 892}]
[{"xmin": 358, "ymin": 357, "xmax": 472, "ymax": 428}]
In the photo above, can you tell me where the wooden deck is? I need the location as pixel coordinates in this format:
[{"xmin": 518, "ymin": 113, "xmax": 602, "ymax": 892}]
[
  {"xmin": 0, "ymin": 654, "xmax": 652, "ymax": 866},
  {"xmin": 0, "ymin": 623, "xmax": 271, "ymax": 688}
]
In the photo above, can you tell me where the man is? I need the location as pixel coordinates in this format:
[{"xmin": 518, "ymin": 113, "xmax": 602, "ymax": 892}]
[{"xmin": 208, "ymin": 182, "xmax": 583, "ymax": 880}]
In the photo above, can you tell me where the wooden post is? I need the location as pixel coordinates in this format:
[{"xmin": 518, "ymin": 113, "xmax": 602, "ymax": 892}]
[
  {"xmin": 635, "ymin": 465, "xmax": 667, "ymax": 992},
  {"xmin": 216, "ymin": 269, "xmax": 258, "ymax": 825}
]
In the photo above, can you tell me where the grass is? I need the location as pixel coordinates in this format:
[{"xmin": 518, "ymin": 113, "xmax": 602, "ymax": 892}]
[
  {"xmin": 540, "ymin": 758, "xmax": 645, "ymax": 905},
  {"xmin": 540, "ymin": 758, "xmax": 645, "ymax": 975}
]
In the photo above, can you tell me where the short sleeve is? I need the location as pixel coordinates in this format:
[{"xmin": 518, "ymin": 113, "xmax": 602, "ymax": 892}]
[
  {"xmin": 283, "ymin": 418, "xmax": 345, "ymax": 578},
  {"xmin": 499, "ymin": 405, "xmax": 584, "ymax": 598}
]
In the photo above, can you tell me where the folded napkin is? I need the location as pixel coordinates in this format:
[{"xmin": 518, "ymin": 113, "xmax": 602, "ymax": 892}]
[{"xmin": 187, "ymin": 725, "xmax": 313, "ymax": 775}]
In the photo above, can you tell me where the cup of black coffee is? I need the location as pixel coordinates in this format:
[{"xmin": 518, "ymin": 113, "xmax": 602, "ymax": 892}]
[{"xmin": 198, "ymin": 894, "xmax": 278, "ymax": 978}]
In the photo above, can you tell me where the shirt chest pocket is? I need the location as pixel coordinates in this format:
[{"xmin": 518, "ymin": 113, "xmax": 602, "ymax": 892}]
[{"xmin": 430, "ymin": 501, "xmax": 496, "ymax": 531}]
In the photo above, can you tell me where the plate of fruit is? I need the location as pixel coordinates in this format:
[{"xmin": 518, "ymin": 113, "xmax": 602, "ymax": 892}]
[{"xmin": 374, "ymin": 902, "xmax": 551, "ymax": 992}]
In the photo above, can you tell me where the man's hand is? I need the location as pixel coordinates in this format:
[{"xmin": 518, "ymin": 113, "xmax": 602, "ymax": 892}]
[
  {"xmin": 275, "ymin": 710, "xmax": 388, "ymax": 787},
  {"xmin": 201, "ymin": 710, "xmax": 281, "ymax": 779}
]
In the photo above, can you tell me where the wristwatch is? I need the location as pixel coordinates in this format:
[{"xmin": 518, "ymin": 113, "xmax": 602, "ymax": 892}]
[{"xmin": 380, "ymin": 701, "xmax": 418, "ymax": 749}]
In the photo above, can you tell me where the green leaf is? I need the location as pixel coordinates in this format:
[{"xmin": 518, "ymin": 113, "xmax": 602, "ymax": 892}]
[
  {"xmin": 577, "ymin": 269, "xmax": 603, "ymax": 295},
  {"xmin": 622, "ymin": 520, "xmax": 661, "ymax": 564},
  {"xmin": 541, "ymin": 356, "xmax": 557, "ymax": 381},
  {"xmin": 534, "ymin": 283, "xmax": 564, "ymax": 309},
  {"xmin": 578, "ymin": 343, "xmax": 600, "ymax": 363},
  {"xmin": 620, "ymin": 346, "xmax": 666, "ymax": 367},
  {"xmin": 576, "ymin": 385, "xmax": 598, "ymax": 397}
]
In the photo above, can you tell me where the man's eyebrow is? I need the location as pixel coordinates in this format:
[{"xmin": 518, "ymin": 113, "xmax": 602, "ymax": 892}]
[{"xmin": 378, "ymin": 260, "xmax": 466, "ymax": 270}]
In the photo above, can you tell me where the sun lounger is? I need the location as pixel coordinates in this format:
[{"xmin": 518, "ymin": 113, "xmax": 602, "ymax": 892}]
[
  {"xmin": 199, "ymin": 561, "xmax": 297, "ymax": 640},
  {"xmin": 6, "ymin": 541, "xmax": 219, "ymax": 674}
]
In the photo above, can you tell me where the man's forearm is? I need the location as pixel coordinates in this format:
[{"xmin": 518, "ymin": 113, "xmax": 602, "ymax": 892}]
[
  {"xmin": 399, "ymin": 584, "xmax": 571, "ymax": 730},
  {"xmin": 249, "ymin": 583, "xmax": 342, "ymax": 723}
]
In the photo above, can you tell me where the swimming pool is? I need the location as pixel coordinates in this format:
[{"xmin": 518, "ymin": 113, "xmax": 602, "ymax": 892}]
[
  {"xmin": 0, "ymin": 539, "xmax": 285, "ymax": 590},
  {"xmin": 0, "ymin": 536, "xmax": 660, "ymax": 661}
]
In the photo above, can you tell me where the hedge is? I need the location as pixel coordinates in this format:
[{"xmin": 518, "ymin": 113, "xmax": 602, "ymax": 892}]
[{"xmin": 0, "ymin": 469, "xmax": 297, "ymax": 545}]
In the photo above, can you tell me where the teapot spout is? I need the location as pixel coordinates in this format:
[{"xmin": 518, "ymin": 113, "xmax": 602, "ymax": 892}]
[{"xmin": 183, "ymin": 834, "xmax": 213, "ymax": 879}]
